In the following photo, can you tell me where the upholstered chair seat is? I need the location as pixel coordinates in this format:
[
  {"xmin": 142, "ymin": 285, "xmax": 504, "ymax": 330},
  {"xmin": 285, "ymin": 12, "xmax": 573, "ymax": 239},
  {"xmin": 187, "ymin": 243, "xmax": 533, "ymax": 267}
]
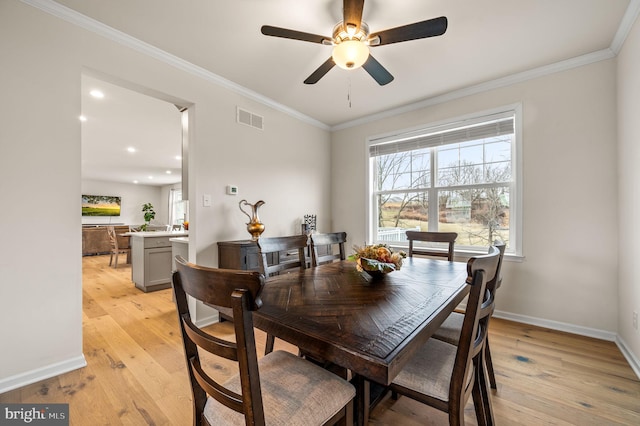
[
  {"xmin": 391, "ymin": 339, "xmax": 458, "ymax": 406},
  {"xmin": 204, "ymin": 350, "xmax": 355, "ymax": 425},
  {"xmin": 433, "ymin": 312, "xmax": 464, "ymax": 345}
]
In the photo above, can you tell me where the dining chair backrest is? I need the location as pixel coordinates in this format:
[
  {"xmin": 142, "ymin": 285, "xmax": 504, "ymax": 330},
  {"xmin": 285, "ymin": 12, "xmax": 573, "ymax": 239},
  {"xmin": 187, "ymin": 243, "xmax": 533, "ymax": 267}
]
[
  {"xmin": 106, "ymin": 225, "xmax": 130, "ymax": 268},
  {"xmin": 106, "ymin": 226, "xmax": 118, "ymax": 249},
  {"xmin": 451, "ymin": 246, "xmax": 501, "ymax": 416},
  {"xmin": 430, "ymin": 240, "xmax": 506, "ymax": 393},
  {"xmin": 310, "ymin": 232, "xmax": 347, "ymax": 267},
  {"xmin": 488, "ymin": 240, "xmax": 506, "ymax": 292},
  {"xmin": 257, "ymin": 235, "xmax": 309, "ymax": 355},
  {"xmin": 257, "ymin": 235, "xmax": 309, "ymax": 277},
  {"xmin": 406, "ymin": 231, "xmax": 458, "ymax": 261},
  {"xmin": 172, "ymin": 256, "xmax": 267, "ymax": 425},
  {"xmin": 493, "ymin": 239, "xmax": 506, "ymax": 290}
]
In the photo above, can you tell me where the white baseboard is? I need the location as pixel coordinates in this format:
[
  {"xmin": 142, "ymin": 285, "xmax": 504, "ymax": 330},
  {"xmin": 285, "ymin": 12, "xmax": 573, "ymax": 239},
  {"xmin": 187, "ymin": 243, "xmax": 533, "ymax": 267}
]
[
  {"xmin": 615, "ymin": 336, "xmax": 640, "ymax": 380},
  {"xmin": 0, "ymin": 355, "xmax": 87, "ymax": 394},
  {"xmin": 493, "ymin": 310, "xmax": 617, "ymax": 341},
  {"xmin": 194, "ymin": 314, "xmax": 219, "ymax": 328}
]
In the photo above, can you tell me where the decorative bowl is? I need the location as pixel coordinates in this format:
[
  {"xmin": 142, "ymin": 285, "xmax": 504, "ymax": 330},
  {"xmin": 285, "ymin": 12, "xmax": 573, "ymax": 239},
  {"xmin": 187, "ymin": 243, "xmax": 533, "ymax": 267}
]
[
  {"xmin": 357, "ymin": 258, "xmax": 397, "ymax": 280},
  {"xmin": 362, "ymin": 268, "xmax": 390, "ymax": 280}
]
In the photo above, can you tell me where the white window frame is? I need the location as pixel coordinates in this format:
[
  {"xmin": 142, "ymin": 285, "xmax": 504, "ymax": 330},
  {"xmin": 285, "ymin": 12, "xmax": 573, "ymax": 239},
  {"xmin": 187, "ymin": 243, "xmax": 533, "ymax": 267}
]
[
  {"xmin": 365, "ymin": 104, "xmax": 523, "ymax": 257},
  {"xmin": 169, "ymin": 188, "xmax": 186, "ymax": 226}
]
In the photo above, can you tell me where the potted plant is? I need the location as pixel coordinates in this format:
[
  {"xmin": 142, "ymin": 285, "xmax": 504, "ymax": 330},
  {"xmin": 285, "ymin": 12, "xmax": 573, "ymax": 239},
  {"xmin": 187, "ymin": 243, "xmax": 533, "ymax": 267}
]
[{"xmin": 140, "ymin": 203, "xmax": 156, "ymax": 231}]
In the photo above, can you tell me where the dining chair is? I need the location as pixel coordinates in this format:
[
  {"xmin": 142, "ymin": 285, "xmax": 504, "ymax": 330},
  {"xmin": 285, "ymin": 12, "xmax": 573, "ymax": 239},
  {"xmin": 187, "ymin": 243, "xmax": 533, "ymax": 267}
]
[
  {"xmin": 432, "ymin": 241, "xmax": 506, "ymax": 390},
  {"xmin": 406, "ymin": 231, "xmax": 458, "ymax": 261},
  {"xmin": 389, "ymin": 245, "xmax": 501, "ymax": 426},
  {"xmin": 257, "ymin": 235, "xmax": 309, "ymax": 277},
  {"xmin": 257, "ymin": 235, "xmax": 309, "ymax": 355},
  {"xmin": 310, "ymin": 232, "xmax": 347, "ymax": 267},
  {"xmin": 106, "ymin": 226, "xmax": 130, "ymax": 268},
  {"xmin": 172, "ymin": 256, "xmax": 355, "ymax": 426}
]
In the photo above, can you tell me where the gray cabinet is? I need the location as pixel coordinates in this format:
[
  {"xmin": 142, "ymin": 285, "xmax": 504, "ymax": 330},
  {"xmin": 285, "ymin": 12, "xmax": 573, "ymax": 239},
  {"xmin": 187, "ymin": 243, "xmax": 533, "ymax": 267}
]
[{"xmin": 131, "ymin": 232, "xmax": 187, "ymax": 292}]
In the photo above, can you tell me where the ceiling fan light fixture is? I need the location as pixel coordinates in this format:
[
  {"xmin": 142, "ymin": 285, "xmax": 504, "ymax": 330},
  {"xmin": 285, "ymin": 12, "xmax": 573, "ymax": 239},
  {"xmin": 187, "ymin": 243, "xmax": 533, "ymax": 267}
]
[{"xmin": 332, "ymin": 40, "xmax": 369, "ymax": 70}]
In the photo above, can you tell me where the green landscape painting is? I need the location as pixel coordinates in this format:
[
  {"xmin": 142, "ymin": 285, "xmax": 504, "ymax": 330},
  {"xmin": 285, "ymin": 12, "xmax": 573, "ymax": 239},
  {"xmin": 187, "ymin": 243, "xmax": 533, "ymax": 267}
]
[{"xmin": 82, "ymin": 195, "xmax": 121, "ymax": 216}]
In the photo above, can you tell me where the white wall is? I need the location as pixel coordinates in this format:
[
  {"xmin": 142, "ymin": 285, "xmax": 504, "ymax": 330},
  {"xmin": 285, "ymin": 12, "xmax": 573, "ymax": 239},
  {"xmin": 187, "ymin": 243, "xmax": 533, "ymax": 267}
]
[
  {"xmin": 617, "ymin": 13, "xmax": 640, "ymax": 364},
  {"xmin": 0, "ymin": 1, "xmax": 331, "ymax": 391},
  {"xmin": 193, "ymin": 103, "xmax": 332, "ymax": 267},
  {"xmin": 331, "ymin": 60, "xmax": 620, "ymax": 337},
  {"xmin": 81, "ymin": 179, "xmax": 163, "ymax": 226}
]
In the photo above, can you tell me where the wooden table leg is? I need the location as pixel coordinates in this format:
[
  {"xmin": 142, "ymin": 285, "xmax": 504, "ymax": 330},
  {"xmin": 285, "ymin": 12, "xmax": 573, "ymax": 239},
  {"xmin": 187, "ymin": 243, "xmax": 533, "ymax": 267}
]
[{"xmin": 354, "ymin": 375, "xmax": 370, "ymax": 426}]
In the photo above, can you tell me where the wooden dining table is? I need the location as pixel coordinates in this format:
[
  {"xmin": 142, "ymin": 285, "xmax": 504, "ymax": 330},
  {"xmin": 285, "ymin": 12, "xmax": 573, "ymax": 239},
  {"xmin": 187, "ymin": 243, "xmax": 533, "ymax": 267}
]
[{"xmin": 252, "ymin": 256, "xmax": 470, "ymax": 425}]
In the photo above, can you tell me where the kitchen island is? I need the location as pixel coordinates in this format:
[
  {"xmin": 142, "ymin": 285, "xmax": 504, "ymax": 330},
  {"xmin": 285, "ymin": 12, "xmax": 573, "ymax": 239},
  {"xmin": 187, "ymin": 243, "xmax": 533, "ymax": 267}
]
[{"xmin": 129, "ymin": 230, "xmax": 188, "ymax": 292}]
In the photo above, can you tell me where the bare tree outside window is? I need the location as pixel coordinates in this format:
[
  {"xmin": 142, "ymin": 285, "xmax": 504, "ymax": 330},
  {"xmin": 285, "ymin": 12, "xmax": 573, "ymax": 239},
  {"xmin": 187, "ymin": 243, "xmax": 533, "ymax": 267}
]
[{"xmin": 375, "ymin": 150, "xmax": 430, "ymax": 240}]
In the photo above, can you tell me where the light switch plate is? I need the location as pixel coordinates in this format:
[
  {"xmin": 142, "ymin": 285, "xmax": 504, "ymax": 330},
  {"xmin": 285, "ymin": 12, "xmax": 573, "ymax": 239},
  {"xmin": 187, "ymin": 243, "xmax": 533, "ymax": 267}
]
[
  {"xmin": 227, "ymin": 185, "xmax": 238, "ymax": 195},
  {"xmin": 203, "ymin": 194, "xmax": 212, "ymax": 207}
]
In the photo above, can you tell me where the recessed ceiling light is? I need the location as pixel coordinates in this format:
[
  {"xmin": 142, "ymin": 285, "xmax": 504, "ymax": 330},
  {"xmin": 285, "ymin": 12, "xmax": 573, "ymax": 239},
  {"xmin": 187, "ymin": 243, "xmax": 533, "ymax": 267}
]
[
  {"xmin": 133, "ymin": 180, "xmax": 139, "ymax": 184},
  {"xmin": 79, "ymin": 115, "xmax": 87, "ymax": 122},
  {"xmin": 148, "ymin": 176, "xmax": 153, "ymax": 179},
  {"xmin": 89, "ymin": 89, "xmax": 104, "ymax": 99},
  {"xmin": 166, "ymin": 170, "xmax": 172, "ymax": 174},
  {"xmin": 127, "ymin": 147, "xmax": 136, "ymax": 153},
  {"xmin": 175, "ymin": 155, "xmax": 182, "ymax": 160}
]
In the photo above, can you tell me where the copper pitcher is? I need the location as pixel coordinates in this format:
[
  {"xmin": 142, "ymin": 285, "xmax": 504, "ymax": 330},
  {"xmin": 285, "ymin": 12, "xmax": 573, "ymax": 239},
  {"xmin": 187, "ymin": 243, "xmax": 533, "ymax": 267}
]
[{"xmin": 239, "ymin": 200, "xmax": 265, "ymax": 241}]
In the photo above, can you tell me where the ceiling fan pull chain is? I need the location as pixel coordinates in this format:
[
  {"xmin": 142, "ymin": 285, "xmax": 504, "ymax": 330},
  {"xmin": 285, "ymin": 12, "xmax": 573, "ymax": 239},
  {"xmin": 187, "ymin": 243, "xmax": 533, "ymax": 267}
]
[{"xmin": 348, "ymin": 78, "xmax": 352, "ymax": 108}]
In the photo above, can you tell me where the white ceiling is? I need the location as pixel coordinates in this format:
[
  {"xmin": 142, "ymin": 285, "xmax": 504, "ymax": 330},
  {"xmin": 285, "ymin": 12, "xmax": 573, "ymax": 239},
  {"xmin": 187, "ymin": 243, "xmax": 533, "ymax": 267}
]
[
  {"xmin": 81, "ymin": 75, "xmax": 183, "ymax": 185},
  {"xmin": 57, "ymin": 0, "xmax": 635, "ymax": 185}
]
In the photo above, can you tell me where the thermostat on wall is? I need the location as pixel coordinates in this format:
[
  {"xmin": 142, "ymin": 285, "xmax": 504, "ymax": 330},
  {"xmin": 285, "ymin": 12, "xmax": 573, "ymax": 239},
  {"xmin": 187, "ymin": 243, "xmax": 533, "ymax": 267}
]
[{"xmin": 227, "ymin": 185, "xmax": 238, "ymax": 195}]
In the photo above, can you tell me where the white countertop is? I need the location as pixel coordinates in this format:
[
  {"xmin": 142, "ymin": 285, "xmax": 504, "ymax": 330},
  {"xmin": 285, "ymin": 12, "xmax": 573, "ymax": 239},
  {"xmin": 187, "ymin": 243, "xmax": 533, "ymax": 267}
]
[
  {"xmin": 128, "ymin": 231, "xmax": 189, "ymax": 238},
  {"xmin": 170, "ymin": 237, "xmax": 189, "ymax": 243}
]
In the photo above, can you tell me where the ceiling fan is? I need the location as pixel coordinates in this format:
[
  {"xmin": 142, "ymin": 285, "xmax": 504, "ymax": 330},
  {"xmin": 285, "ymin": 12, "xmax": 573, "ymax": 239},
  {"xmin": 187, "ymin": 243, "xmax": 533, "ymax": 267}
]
[{"xmin": 261, "ymin": 0, "xmax": 447, "ymax": 86}]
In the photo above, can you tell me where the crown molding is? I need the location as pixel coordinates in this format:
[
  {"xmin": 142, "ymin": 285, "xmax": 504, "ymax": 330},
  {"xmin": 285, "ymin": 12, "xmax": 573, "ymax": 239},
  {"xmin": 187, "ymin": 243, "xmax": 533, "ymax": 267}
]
[
  {"xmin": 331, "ymin": 0, "xmax": 639, "ymax": 131},
  {"xmin": 611, "ymin": 0, "xmax": 640, "ymax": 53},
  {"xmin": 20, "ymin": 0, "xmax": 330, "ymax": 131},
  {"xmin": 331, "ymin": 48, "xmax": 616, "ymax": 131},
  {"xmin": 22, "ymin": 0, "xmax": 639, "ymax": 133}
]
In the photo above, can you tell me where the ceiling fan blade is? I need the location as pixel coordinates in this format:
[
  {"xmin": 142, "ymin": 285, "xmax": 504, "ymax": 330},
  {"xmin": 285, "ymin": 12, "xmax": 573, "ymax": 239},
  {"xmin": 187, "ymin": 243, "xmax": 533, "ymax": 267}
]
[
  {"xmin": 343, "ymin": 0, "xmax": 365, "ymax": 32},
  {"xmin": 261, "ymin": 25, "xmax": 330, "ymax": 44},
  {"xmin": 369, "ymin": 16, "xmax": 447, "ymax": 46},
  {"xmin": 304, "ymin": 58, "xmax": 336, "ymax": 84},
  {"xmin": 362, "ymin": 55, "xmax": 394, "ymax": 86}
]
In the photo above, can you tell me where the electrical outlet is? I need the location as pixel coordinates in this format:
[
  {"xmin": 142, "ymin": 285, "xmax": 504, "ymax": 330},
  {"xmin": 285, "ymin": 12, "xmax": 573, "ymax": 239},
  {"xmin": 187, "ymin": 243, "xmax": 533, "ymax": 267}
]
[{"xmin": 634, "ymin": 311, "xmax": 638, "ymax": 331}]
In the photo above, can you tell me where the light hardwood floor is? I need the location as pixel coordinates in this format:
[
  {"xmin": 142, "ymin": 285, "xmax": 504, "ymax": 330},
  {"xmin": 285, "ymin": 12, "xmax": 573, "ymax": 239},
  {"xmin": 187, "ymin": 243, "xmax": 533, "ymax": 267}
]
[{"xmin": 1, "ymin": 255, "xmax": 639, "ymax": 425}]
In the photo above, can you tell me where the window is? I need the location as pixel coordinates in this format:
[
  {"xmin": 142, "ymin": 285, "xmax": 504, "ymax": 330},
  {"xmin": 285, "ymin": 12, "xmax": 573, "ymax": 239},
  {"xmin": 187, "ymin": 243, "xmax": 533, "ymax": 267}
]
[
  {"xmin": 169, "ymin": 189, "xmax": 187, "ymax": 225},
  {"xmin": 368, "ymin": 107, "xmax": 521, "ymax": 255}
]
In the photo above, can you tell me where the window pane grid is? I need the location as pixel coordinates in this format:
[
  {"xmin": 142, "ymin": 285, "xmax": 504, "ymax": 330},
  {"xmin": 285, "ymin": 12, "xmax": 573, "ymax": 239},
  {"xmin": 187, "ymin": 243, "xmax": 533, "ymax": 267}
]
[{"xmin": 370, "ymin": 111, "xmax": 517, "ymax": 251}]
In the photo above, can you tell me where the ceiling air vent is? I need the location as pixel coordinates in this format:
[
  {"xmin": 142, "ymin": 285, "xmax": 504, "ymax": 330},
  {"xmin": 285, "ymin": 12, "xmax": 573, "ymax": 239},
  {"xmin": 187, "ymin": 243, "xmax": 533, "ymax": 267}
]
[{"xmin": 237, "ymin": 107, "xmax": 264, "ymax": 130}]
